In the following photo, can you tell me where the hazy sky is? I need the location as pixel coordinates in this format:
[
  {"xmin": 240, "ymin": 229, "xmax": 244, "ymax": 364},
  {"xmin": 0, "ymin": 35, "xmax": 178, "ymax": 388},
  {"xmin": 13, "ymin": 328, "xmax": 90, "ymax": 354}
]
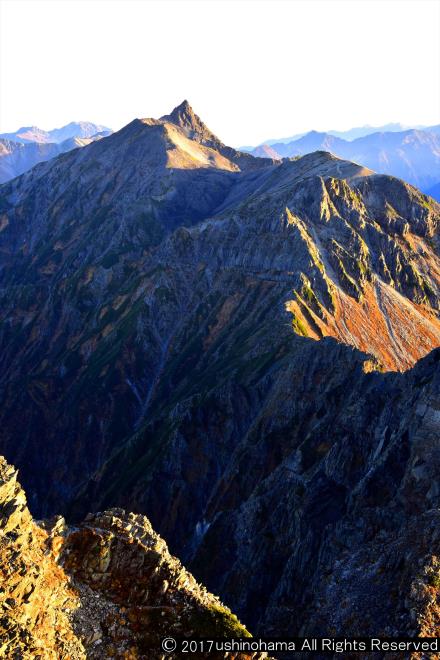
[{"xmin": 1, "ymin": 0, "xmax": 439, "ymax": 146}]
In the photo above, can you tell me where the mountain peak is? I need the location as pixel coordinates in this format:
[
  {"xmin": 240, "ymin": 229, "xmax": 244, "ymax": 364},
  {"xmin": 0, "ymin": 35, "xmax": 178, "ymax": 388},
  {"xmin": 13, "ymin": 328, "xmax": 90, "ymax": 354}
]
[
  {"xmin": 161, "ymin": 100, "xmax": 211, "ymax": 137},
  {"xmin": 172, "ymin": 99, "xmax": 192, "ymax": 114}
]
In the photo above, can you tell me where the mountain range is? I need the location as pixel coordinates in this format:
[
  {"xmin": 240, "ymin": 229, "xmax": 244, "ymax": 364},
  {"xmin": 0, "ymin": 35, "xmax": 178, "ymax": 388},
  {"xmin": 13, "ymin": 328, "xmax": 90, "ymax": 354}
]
[
  {"xmin": 246, "ymin": 127, "xmax": 440, "ymax": 200},
  {"xmin": 0, "ymin": 100, "xmax": 439, "ymax": 647},
  {"xmin": 1, "ymin": 117, "xmax": 439, "ymax": 210},
  {"xmin": 0, "ymin": 132, "xmax": 111, "ymax": 184},
  {"xmin": 0, "ymin": 121, "xmax": 112, "ymax": 183},
  {"xmin": 250, "ymin": 121, "xmax": 440, "ymax": 146},
  {"xmin": 0, "ymin": 121, "xmax": 111, "ymax": 144}
]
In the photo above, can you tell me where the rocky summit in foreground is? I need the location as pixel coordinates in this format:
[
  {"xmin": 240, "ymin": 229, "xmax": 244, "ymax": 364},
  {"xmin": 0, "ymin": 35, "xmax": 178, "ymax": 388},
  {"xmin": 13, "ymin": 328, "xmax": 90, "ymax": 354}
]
[{"xmin": 0, "ymin": 456, "xmax": 256, "ymax": 659}]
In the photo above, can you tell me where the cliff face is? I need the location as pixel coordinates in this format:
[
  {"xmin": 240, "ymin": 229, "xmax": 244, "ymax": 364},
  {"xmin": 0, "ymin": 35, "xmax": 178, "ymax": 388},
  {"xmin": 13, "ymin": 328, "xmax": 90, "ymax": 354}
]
[
  {"xmin": 189, "ymin": 346, "xmax": 440, "ymax": 637},
  {"xmin": 0, "ymin": 102, "xmax": 439, "ymax": 644},
  {"xmin": 73, "ymin": 338, "xmax": 440, "ymax": 638},
  {"xmin": 0, "ymin": 457, "xmax": 254, "ymax": 659}
]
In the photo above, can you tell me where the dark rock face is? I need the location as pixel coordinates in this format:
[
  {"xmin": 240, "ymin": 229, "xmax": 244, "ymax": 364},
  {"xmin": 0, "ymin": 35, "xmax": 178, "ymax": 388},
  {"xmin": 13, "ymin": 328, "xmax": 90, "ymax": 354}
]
[
  {"xmin": 190, "ymin": 347, "xmax": 440, "ymax": 637},
  {"xmin": 0, "ymin": 102, "xmax": 439, "ymax": 643}
]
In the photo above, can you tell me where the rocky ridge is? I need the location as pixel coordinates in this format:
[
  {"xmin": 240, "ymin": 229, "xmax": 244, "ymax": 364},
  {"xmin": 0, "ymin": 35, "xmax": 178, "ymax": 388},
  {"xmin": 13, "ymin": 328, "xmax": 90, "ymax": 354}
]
[{"xmin": 0, "ymin": 456, "xmax": 257, "ymax": 659}]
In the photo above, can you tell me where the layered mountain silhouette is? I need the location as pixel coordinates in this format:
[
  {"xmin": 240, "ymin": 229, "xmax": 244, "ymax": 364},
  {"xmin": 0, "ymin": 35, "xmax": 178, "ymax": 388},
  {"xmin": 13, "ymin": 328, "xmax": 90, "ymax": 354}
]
[
  {"xmin": 0, "ymin": 101, "xmax": 439, "ymax": 641},
  {"xmin": 2, "ymin": 113, "xmax": 439, "ymax": 203},
  {"xmin": 0, "ymin": 121, "xmax": 112, "ymax": 183},
  {"xmin": 249, "ymin": 128, "xmax": 440, "ymax": 200},
  {"xmin": 254, "ymin": 122, "xmax": 440, "ymax": 146},
  {"xmin": 0, "ymin": 133, "xmax": 110, "ymax": 183},
  {"xmin": 0, "ymin": 121, "xmax": 111, "ymax": 144}
]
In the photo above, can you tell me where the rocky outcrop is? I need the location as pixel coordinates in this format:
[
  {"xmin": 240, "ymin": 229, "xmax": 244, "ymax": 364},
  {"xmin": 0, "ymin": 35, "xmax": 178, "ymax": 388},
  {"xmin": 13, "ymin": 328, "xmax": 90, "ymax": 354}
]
[
  {"xmin": 0, "ymin": 456, "xmax": 255, "ymax": 658},
  {"xmin": 0, "ymin": 458, "xmax": 84, "ymax": 658},
  {"xmin": 161, "ymin": 100, "xmax": 275, "ymax": 171}
]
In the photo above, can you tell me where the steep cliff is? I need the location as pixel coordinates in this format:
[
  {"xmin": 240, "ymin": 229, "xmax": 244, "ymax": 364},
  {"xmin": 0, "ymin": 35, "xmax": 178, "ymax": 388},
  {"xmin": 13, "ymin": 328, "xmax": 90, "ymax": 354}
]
[{"xmin": 189, "ymin": 345, "xmax": 440, "ymax": 637}]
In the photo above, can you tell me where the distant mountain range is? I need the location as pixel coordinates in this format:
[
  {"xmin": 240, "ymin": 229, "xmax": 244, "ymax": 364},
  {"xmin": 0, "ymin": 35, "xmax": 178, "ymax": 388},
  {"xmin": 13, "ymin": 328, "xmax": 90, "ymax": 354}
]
[
  {"xmin": 0, "ymin": 122, "xmax": 112, "ymax": 182},
  {"xmin": 0, "ymin": 133, "xmax": 111, "ymax": 184},
  {"xmin": 0, "ymin": 121, "xmax": 111, "ymax": 144},
  {"xmin": 251, "ymin": 122, "xmax": 440, "ymax": 146},
  {"xmin": 1, "ymin": 118, "xmax": 439, "ymax": 201},
  {"xmin": 245, "ymin": 127, "xmax": 440, "ymax": 200}
]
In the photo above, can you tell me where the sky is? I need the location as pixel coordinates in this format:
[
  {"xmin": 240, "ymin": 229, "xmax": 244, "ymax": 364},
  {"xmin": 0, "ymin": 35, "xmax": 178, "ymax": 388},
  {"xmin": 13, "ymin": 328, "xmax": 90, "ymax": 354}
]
[{"xmin": 0, "ymin": 0, "xmax": 439, "ymax": 146}]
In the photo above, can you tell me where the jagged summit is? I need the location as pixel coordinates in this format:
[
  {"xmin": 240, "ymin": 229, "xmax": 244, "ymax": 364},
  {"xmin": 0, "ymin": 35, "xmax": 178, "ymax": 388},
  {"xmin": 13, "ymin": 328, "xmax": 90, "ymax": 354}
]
[
  {"xmin": 161, "ymin": 99, "xmax": 209, "ymax": 135},
  {"xmin": 128, "ymin": 100, "xmax": 275, "ymax": 172},
  {"xmin": 160, "ymin": 99, "xmax": 228, "ymax": 153}
]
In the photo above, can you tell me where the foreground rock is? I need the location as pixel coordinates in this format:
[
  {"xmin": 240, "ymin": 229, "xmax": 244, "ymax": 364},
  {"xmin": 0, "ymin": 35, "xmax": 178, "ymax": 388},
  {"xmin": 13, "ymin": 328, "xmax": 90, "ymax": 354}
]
[{"xmin": 0, "ymin": 457, "xmax": 256, "ymax": 659}]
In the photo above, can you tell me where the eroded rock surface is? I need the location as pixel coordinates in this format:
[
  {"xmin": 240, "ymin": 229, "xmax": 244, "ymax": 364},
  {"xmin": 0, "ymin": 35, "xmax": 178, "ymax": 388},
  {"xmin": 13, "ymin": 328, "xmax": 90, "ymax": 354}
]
[
  {"xmin": 0, "ymin": 460, "xmax": 83, "ymax": 658},
  {"xmin": 190, "ymin": 347, "xmax": 440, "ymax": 639}
]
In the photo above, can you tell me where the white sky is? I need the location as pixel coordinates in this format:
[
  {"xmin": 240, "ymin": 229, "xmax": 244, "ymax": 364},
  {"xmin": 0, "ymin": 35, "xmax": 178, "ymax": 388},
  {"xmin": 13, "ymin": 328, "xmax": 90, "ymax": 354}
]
[{"xmin": 0, "ymin": 0, "xmax": 439, "ymax": 146}]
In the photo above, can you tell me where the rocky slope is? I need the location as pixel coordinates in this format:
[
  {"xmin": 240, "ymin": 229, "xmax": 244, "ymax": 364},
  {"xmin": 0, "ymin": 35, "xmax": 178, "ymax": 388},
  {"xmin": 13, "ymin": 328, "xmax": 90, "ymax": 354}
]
[
  {"xmin": 0, "ymin": 101, "xmax": 439, "ymax": 642},
  {"xmin": 0, "ymin": 456, "xmax": 255, "ymax": 659}
]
